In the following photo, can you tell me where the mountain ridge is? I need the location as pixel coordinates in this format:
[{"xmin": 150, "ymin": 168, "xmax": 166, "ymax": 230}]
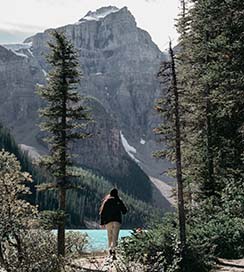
[{"xmin": 0, "ymin": 6, "xmax": 172, "ymax": 208}]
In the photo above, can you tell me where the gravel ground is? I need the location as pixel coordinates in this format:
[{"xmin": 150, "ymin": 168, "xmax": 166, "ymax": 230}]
[
  {"xmin": 76, "ymin": 256, "xmax": 244, "ymax": 272},
  {"xmin": 1, "ymin": 256, "xmax": 243, "ymax": 271}
]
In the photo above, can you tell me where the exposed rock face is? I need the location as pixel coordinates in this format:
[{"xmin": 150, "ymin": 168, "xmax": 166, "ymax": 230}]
[
  {"xmin": 0, "ymin": 45, "xmax": 45, "ymax": 149},
  {"xmin": 26, "ymin": 7, "xmax": 164, "ymax": 141},
  {"xmin": 0, "ymin": 6, "xmax": 172, "ymax": 205},
  {"xmin": 73, "ymin": 97, "xmax": 152, "ymax": 201}
]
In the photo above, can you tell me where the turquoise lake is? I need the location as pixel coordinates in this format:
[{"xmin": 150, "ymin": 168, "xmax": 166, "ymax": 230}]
[{"xmin": 67, "ymin": 229, "xmax": 132, "ymax": 251}]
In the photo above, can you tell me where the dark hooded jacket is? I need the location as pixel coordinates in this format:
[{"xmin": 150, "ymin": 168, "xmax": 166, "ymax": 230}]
[{"xmin": 100, "ymin": 196, "xmax": 127, "ymax": 225}]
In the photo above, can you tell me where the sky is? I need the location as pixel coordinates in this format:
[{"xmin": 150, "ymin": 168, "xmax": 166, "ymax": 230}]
[{"xmin": 0, "ymin": 0, "xmax": 180, "ymax": 50}]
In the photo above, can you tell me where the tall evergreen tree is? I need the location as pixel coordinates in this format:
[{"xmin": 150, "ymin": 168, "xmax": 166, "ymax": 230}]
[
  {"xmin": 154, "ymin": 40, "xmax": 186, "ymax": 270},
  {"xmin": 177, "ymin": 0, "xmax": 244, "ymax": 210},
  {"xmin": 37, "ymin": 31, "xmax": 91, "ymax": 256}
]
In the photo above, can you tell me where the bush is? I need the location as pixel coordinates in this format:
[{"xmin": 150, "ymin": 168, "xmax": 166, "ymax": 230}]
[
  {"xmin": 118, "ymin": 213, "xmax": 214, "ymax": 272},
  {"xmin": 65, "ymin": 231, "xmax": 88, "ymax": 258},
  {"xmin": 0, "ymin": 150, "xmax": 88, "ymax": 272},
  {"xmin": 2, "ymin": 230, "xmax": 60, "ymax": 272},
  {"xmin": 190, "ymin": 213, "xmax": 244, "ymax": 259},
  {"xmin": 0, "ymin": 229, "xmax": 88, "ymax": 272},
  {"xmin": 186, "ymin": 228, "xmax": 215, "ymax": 272}
]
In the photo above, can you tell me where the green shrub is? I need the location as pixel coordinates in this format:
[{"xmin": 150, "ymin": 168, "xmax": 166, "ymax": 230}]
[
  {"xmin": 119, "ymin": 213, "xmax": 214, "ymax": 272},
  {"xmin": 119, "ymin": 209, "xmax": 244, "ymax": 271},
  {"xmin": 65, "ymin": 231, "xmax": 89, "ymax": 258},
  {"xmin": 0, "ymin": 229, "xmax": 88, "ymax": 272},
  {"xmin": 190, "ymin": 213, "xmax": 244, "ymax": 259},
  {"xmin": 186, "ymin": 227, "xmax": 216, "ymax": 271}
]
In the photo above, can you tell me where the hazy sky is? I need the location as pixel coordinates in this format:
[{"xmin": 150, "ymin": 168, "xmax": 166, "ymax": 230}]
[{"xmin": 0, "ymin": 0, "xmax": 180, "ymax": 50}]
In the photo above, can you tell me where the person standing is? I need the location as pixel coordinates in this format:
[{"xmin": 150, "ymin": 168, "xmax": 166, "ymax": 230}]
[{"xmin": 99, "ymin": 188, "xmax": 127, "ymax": 260}]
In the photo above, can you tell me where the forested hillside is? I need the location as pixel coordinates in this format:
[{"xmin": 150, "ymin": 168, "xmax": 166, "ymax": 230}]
[
  {"xmin": 0, "ymin": 123, "xmax": 164, "ymax": 228},
  {"xmin": 37, "ymin": 167, "xmax": 164, "ymax": 228},
  {"xmin": 0, "ymin": 123, "xmax": 40, "ymax": 204}
]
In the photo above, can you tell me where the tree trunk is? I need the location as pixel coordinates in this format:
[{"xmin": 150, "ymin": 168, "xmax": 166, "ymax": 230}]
[
  {"xmin": 205, "ymin": 94, "xmax": 214, "ymax": 194},
  {"xmin": 169, "ymin": 41, "xmax": 186, "ymax": 271},
  {"xmin": 57, "ymin": 54, "xmax": 68, "ymax": 257},
  {"xmin": 204, "ymin": 32, "xmax": 215, "ymax": 197},
  {"xmin": 57, "ymin": 187, "xmax": 66, "ymax": 256},
  {"xmin": 14, "ymin": 233, "xmax": 23, "ymax": 264}
]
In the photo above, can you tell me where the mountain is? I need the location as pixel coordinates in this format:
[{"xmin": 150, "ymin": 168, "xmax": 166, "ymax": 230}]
[{"xmin": 0, "ymin": 6, "xmax": 173, "ymax": 207}]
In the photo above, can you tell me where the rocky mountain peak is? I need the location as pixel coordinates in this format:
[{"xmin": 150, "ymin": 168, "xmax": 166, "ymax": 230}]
[
  {"xmin": 80, "ymin": 6, "xmax": 120, "ymax": 22},
  {"xmin": 0, "ymin": 6, "xmax": 172, "ymax": 205},
  {"xmin": 76, "ymin": 6, "xmax": 136, "ymax": 29}
]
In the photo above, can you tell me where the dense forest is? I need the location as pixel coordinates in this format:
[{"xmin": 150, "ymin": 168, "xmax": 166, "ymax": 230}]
[
  {"xmin": 119, "ymin": 0, "xmax": 244, "ymax": 271},
  {"xmin": 37, "ymin": 167, "xmax": 164, "ymax": 228}
]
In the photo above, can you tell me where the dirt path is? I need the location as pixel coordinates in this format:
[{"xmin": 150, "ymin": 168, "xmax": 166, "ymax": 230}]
[
  {"xmin": 75, "ymin": 251, "xmax": 106, "ymax": 270},
  {"xmin": 72, "ymin": 251, "xmax": 146, "ymax": 271},
  {"xmin": 72, "ymin": 251, "xmax": 118, "ymax": 271},
  {"xmin": 74, "ymin": 254, "xmax": 244, "ymax": 272},
  {"xmin": 215, "ymin": 259, "xmax": 244, "ymax": 272}
]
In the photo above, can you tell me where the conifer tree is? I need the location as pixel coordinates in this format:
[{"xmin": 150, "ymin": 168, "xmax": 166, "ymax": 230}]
[
  {"xmin": 177, "ymin": 0, "xmax": 244, "ymax": 210},
  {"xmin": 154, "ymin": 41, "xmax": 186, "ymax": 270},
  {"xmin": 37, "ymin": 31, "xmax": 91, "ymax": 256}
]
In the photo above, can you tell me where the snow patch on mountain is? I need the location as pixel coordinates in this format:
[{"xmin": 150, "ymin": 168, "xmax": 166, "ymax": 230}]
[
  {"xmin": 27, "ymin": 48, "xmax": 34, "ymax": 57},
  {"xmin": 140, "ymin": 138, "xmax": 146, "ymax": 145},
  {"xmin": 42, "ymin": 69, "xmax": 48, "ymax": 77},
  {"xmin": 120, "ymin": 131, "xmax": 140, "ymax": 163},
  {"xmin": 1, "ymin": 42, "xmax": 32, "ymax": 51},
  {"xmin": 1, "ymin": 42, "xmax": 33, "ymax": 58},
  {"xmin": 12, "ymin": 52, "xmax": 28, "ymax": 58},
  {"xmin": 79, "ymin": 6, "xmax": 120, "ymax": 23}
]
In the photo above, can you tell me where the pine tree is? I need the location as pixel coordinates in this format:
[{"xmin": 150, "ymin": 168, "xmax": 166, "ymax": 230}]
[
  {"xmin": 177, "ymin": 0, "xmax": 244, "ymax": 210},
  {"xmin": 37, "ymin": 31, "xmax": 91, "ymax": 256},
  {"xmin": 154, "ymin": 40, "xmax": 186, "ymax": 270},
  {"xmin": 174, "ymin": 0, "xmax": 195, "ymax": 211}
]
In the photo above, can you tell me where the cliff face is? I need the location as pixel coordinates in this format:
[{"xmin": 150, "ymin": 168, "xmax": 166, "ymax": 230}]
[
  {"xmin": 26, "ymin": 7, "xmax": 164, "ymax": 141},
  {"xmin": 0, "ymin": 6, "xmax": 172, "ymax": 205},
  {"xmin": 0, "ymin": 45, "xmax": 45, "ymax": 149},
  {"xmin": 72, "ymin": 98, "xmax": 153, "ymax": 201}
]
